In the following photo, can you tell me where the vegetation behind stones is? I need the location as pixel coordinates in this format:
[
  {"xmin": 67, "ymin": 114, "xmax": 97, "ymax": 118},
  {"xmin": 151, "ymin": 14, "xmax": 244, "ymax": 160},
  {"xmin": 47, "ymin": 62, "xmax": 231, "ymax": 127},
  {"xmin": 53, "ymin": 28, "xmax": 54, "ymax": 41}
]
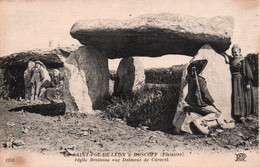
[
  {"xmin": 145, "ymin": 65, "xmax": 185, "ymax": 84},
  {"xmin": 105, "ymin": 65, "xmax": 185, "ymax": 133},
  {"xmin": 245, "ymin": 53, "xmax": 258, "ymax": 87},
  {"xmin": 106, "ymin": 58, "xmax": 258, "ymax": 132}
]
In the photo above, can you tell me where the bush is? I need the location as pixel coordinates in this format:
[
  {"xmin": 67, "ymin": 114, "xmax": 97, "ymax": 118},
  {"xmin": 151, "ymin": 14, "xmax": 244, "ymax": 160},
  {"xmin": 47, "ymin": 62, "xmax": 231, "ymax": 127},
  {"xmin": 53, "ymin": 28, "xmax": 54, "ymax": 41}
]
[
  {"xmin": 145, "ymin": 65, "xmax": 185, "ymax": 84},
  {"xmin": 245, "ymin": 53, "xmax": 258, "ymax": 87},
  {"xmin": 105, "ymin": 65, "xmax": 185, "ymax": 133},
  {"xmin": 104, "ymin": 82, "xmax": 182, "ymax": 133}
]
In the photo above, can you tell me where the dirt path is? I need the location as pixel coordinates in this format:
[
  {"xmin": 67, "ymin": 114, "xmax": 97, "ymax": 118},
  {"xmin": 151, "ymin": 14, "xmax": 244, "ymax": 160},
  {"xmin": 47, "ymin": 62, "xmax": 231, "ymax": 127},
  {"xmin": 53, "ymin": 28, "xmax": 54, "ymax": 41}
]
[{"xmin": 0, "ymin": 100, "xmax": 258, "ymax": 156}]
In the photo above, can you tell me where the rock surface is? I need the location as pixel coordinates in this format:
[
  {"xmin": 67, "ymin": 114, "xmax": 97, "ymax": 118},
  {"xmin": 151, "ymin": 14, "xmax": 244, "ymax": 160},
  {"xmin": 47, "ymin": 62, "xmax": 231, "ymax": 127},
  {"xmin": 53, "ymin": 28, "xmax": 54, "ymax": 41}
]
[
  {"xmin": 66, "ymin": 46, "xmax": 109, "ymax": 109},
  {"xmin": 109, "ymin": 79, "xmax": 115, "ymax": 96},
  {"xmin": 173, "ymin": 44, "xmax": 233, "ymax": 134},
  {"xmin": 114, "ymin": 57, "xmax": 145, "ymax": 97},
  {"xmin": 71, "ymin": 13, "xmax": 234, "ymax": 58},
  {"xmin": 0, "ymin": 45, "xmax": 79, "ymax": 68}
]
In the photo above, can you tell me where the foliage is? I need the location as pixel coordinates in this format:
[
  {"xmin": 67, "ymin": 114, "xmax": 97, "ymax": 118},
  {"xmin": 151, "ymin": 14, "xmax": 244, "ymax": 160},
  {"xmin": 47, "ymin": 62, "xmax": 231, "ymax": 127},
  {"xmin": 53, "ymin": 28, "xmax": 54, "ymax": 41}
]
[
  {"xmin": 144, "ymin": 65, "xmax": 185, "ymax": 84},
  {"xmin": 245, "ymin": 53, "xmax": 259, "ymax": 87},
  {"xmin": 106, "ymin": 65, "xmax": 185, "ymax": 133},
  {"xmin": 104, "ymin": 82, "xmax": 182, "ymax": 133}
]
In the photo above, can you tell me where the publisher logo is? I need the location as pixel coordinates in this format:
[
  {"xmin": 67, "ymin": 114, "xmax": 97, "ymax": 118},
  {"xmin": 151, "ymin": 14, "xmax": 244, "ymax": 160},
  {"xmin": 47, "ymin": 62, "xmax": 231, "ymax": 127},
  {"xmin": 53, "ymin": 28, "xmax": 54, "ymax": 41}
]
[{"xmin": 235, "ymin": 153, "xmax": 247, "ymax": 161}]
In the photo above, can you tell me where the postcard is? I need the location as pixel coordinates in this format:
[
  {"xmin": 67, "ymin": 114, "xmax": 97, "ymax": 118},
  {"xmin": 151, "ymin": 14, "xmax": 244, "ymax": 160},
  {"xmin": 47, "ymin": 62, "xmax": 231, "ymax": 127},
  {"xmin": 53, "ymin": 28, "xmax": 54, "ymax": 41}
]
[{"xmin": 0, "ymin": 0, "xmax": 259, "ymax": 166}]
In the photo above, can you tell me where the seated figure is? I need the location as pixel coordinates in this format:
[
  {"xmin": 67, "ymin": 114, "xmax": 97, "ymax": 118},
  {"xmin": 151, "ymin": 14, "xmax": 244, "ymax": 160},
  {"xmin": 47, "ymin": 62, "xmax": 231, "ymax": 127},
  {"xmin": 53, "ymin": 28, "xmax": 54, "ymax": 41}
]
[
  {"xmin": 184, "ymin": 60, "xmax": 234, "ymax": 134},
  {"xmin": 51, "ymin": 69, "xmax": 64, "ymax": 87},
  {"xmin": 44, "ymin": 69, "xmax": 64, "ymax": 102}
]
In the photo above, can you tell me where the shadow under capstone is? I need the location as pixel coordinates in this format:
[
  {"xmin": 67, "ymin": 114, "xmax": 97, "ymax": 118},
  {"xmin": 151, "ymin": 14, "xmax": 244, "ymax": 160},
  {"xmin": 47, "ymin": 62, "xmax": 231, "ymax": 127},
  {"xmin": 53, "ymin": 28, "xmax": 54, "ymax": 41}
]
[{"xmin": 9, "ymin": 102, "xmax": 66, "ymax": 116}]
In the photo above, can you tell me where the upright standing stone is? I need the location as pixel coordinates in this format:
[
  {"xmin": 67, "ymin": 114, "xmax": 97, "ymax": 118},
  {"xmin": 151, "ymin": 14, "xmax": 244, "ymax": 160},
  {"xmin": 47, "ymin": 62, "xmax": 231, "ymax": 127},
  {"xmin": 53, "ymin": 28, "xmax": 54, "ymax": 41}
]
[
  {"xmin": 114, "ymin": 57, "xmax": 145, "ymax": 97},
  {"xmin": 58, "ymin": 55, "xmax": 94, "ymax": 114},
  {"xmin": 173, "ymin": 44, "xmax": 233, "ymax": 134},
  {"xmin": 66, "ymin": 46, "xmax": 109, "ymax": 109}
]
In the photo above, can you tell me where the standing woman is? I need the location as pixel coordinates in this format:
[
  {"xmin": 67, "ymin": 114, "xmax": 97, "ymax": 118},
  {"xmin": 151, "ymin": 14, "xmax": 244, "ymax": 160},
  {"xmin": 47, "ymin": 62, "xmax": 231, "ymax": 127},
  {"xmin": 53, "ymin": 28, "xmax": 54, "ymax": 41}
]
[{"xmin": 222, "ymin": 45, "xmax": 255, "ymax": 122}]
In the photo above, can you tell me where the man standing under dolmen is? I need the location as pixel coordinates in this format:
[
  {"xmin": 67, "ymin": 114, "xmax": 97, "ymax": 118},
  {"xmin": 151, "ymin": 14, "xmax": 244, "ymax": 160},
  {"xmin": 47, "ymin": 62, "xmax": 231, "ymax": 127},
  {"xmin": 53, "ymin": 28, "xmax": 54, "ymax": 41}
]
[{"xmin": 30, "ymin": 60, "xmax": 47, "ymax": 101}]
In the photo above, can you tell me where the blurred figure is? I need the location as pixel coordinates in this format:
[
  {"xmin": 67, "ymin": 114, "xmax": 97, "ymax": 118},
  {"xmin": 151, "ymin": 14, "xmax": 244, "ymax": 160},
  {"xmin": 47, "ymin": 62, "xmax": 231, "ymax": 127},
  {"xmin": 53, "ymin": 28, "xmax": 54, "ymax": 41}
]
[
  {"xmin": 45, "ymin": 68, "xmax": 64, "ymax": 102},
  {"xmin": 38, "ymin": 61, "xmax": 51, "ymax": 101},
  {"xmin": 51, "ymin": 69, "xmax": 63, "ymax": 87},
  {"xmin": 24, "ymin": 61, "xmax": 35, "ymax": 100}
]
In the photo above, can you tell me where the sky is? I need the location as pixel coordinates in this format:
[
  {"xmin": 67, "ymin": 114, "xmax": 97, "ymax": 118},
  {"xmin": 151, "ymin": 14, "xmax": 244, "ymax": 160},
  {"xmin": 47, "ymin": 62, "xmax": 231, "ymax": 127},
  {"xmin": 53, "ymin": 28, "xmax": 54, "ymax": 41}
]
[{"xmin": 0, "ymin": 0, "xmax": 259, "ymax": 70}]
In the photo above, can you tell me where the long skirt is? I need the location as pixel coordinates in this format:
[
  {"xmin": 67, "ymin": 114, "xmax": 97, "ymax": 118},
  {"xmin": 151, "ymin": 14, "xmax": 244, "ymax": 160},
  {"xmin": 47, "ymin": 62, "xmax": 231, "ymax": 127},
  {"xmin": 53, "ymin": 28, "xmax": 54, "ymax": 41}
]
[
  {"xmin": 245, "ymin": 82, "xmax": 256, "ymax": 116},
  {"xmin": 232, "ymin": 73, "xmax": 246, "ymax": 117}
]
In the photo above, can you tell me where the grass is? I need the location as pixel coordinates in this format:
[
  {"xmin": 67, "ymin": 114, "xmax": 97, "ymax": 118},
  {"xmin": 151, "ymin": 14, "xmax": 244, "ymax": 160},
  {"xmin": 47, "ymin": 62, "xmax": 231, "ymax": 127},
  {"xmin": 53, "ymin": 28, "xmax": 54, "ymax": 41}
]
[{"xmin": 105, "ymin": 66, "xmax": 184, "ymax": 133}]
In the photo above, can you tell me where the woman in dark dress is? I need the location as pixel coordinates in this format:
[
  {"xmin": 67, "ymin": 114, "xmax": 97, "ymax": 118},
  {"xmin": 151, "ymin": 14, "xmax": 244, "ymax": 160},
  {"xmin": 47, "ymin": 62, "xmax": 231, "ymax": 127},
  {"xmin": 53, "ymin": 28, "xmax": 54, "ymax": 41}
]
[{"xmin": 222, "ymin": 45, "xmax": 255, "ymax": 122}]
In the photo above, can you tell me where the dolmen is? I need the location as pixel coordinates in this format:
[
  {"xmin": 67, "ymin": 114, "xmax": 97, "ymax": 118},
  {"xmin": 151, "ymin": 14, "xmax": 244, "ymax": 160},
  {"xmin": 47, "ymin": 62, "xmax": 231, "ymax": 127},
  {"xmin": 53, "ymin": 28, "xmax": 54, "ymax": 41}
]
[{"xmin": 0, "ymin": 13, "xmax": 234, "ymax": 119}]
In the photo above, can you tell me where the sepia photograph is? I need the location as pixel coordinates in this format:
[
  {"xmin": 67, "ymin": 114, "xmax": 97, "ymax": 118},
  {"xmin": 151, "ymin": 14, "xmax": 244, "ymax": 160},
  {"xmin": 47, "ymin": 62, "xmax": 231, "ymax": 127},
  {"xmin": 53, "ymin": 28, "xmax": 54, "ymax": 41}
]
[{"xmin": 0, "ymin": 0, "xmax": 259, "ymax": 166}]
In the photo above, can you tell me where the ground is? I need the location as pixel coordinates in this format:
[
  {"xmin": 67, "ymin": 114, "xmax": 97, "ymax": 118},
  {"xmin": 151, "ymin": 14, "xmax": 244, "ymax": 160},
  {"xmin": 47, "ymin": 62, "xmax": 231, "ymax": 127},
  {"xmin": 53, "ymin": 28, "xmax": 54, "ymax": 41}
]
[{"xmin": 0, "ymin": 99, "xmax": 258, "ymax": 156}]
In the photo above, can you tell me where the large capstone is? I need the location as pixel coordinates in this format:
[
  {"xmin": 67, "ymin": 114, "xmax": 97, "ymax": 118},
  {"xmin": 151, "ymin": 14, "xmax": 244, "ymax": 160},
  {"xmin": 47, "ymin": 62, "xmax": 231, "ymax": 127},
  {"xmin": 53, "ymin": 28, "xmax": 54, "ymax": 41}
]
[
  {"xmin": 114, "ymin": 57, "xmax": 145, "ymax": 97},
  {"xmin": 71, "ymin": 13, "xmax": 234, "ymax": 58},
  {"xmin": 66, "ymin": 46, "xmax": 109, "ymax": 109},
  {"xmin": 173, "ymin": 44, "xmax": 233, "ymax": 134},
  {"xmin": 0, "ymin": 49, "xmax": 62, "ymax": 68}
]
